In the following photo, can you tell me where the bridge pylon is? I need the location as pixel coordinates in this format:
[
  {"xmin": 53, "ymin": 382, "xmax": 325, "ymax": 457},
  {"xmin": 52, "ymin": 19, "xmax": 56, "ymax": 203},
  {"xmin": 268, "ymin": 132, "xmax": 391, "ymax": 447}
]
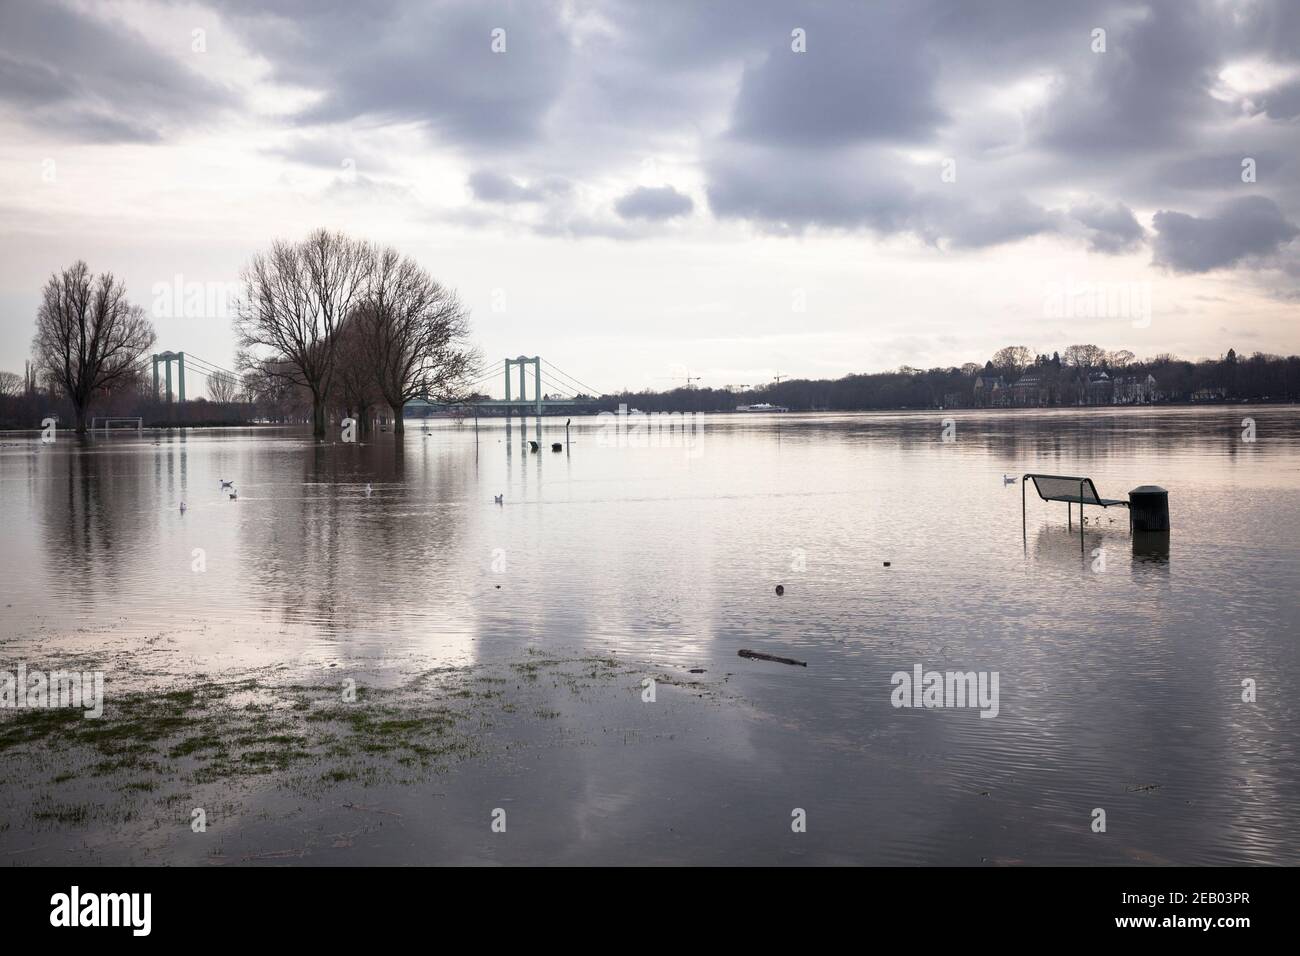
[{"xmin": 504, "ymin": 355, "xmax": 542, "ymax": 418}]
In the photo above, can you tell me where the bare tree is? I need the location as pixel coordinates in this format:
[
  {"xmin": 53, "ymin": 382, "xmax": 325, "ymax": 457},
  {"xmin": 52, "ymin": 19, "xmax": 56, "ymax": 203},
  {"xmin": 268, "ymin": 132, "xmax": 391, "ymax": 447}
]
[
  {"xmin": 31, "ymin": 261, "xmax": 156, "ymax": 432},
  {"xmin": 0, "ymin": 371, "xmax": 22, "ymax": 397},
  {"xmin": 235, "ymin": 229, "xmax": 371, "ymax": 439},
  {"xmin": 333, "ymin": 317, "xmax": 382, "ymax": 436},
  {"xmin": 206, "ymin": 369, "xmax": 242, "ymax": 403},
  {"xmin": 354, "ymin": 246, "xmax": 478, "ymax": 434},
  {"xmin": 1063, "ymin": 344, "xmax": 1108, "ymax": 368},
  {"xmin": 241, "ymin": 357, "xmax": 311, "ymax": 424},
  {"xmin": 990, "ymin": 346, "xmax": 1033, "ymax": 376},
  {"xmin": 1108, "ymin": 349, "xmax": 1135, "ymax": 368}
]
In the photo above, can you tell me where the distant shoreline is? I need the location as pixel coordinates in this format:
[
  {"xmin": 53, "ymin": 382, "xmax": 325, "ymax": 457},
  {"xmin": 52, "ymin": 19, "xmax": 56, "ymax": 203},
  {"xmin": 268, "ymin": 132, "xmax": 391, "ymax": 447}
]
[{"xmin": 2, "ymin": 399, "xmax": 1296, "ymax": 436}]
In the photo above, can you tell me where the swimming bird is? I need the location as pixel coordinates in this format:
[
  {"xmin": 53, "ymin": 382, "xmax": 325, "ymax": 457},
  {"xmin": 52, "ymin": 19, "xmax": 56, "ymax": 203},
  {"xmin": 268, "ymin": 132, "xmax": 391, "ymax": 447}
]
[
  {"xmin": 180, "ymin": 501, "xmax": 187, "ymax": 512},
  {"xmin": 1003, "ymin": 474, "xmax": 1018, "ymax": 484},
  {"xmin": 364, "ymin": 482, "xmax": 373, "ymax": 496},
  {"xmin": 220, "ymin": 479, "xmax": 233, "ymax": 489},
  {"xmin": 229, "ymin": 490, "xmax": 238, "ymax": 500},
  {"xmin": 494, "ymin": 494, "xmax": 503, "ymax": 505}
]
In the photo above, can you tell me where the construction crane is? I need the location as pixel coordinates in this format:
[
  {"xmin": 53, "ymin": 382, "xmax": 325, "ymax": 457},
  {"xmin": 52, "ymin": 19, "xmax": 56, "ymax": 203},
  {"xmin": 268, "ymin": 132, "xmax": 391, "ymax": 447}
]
[
  {"xmin": 658, "ymin": 374, "xmax": 701, "ymax": 389},
  {"xmin": 772, "ymin": 373, "xmax": 787, "ymax": 384}
]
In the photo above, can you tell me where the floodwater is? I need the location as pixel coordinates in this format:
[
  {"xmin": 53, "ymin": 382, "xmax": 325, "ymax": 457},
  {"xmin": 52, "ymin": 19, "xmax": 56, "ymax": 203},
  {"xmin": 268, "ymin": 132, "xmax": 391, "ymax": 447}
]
[{"xmin": 1, "ymin": 405, "xmax": 1298, "ymax": 865}]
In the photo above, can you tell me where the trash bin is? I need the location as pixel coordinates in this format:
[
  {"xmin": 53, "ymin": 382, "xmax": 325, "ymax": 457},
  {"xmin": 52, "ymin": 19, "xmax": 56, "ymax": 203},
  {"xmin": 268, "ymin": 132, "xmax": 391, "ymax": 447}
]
[{"xmin": 1129, "ymin": 485, "xmax": 1169, "ymax": 532}]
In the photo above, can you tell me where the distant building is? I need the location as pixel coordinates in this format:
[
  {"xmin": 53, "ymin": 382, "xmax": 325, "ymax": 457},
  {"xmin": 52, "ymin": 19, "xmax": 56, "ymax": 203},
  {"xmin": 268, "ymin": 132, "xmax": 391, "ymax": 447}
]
[
  {"xmin": 1191, "ymin": 387, "xmax": 1227, "ymax": 402},
  {"xmin": 1010, "ymin": 372, "xmax": 1049, "ymax": 407},
  {"xmin": 1084, "ymin": 370, "xmax": 1112, "ymax": 405},
  {"xmin": 1112, "ymin": 373, "xmax": 1157, "ymax": 405},
  {"xmin": 974, "ymin": 373, "xmax": 1006, "ymax": 407}
]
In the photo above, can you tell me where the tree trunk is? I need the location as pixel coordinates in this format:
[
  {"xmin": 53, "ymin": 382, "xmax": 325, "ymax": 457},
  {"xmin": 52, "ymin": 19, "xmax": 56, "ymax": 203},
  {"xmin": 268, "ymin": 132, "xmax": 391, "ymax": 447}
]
[
  {"xmin": 74, "ymin": 401, "xmax": 89, "ymax": 434},
  {"xmin": 313, "ymin": 396, "xmax": 326, "ymax": 440},
  {"xmin": 391, "ymin": 403, "xmax": 404, "ymax": 434}
]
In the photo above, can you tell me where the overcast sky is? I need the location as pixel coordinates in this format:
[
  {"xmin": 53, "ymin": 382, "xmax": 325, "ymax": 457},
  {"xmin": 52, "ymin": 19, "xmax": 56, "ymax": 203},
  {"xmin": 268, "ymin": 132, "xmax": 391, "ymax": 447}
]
[{"xmin": 1, "ymin": 0, "xmax": 1298, "ymax": 395}]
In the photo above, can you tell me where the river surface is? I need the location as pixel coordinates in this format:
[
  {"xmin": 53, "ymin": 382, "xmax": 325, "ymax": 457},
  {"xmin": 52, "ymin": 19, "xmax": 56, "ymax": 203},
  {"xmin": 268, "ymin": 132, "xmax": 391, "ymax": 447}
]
[{"xmin": 1, "ymin": 406, "xmax": 1297, "ymax": 864}]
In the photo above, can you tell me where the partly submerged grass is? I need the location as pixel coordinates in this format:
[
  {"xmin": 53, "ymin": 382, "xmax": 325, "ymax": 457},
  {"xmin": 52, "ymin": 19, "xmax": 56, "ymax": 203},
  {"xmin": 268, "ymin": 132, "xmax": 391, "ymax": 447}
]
[{"xmin": 0, "ymin": 651, "xmax": 691, "ymax": 832}]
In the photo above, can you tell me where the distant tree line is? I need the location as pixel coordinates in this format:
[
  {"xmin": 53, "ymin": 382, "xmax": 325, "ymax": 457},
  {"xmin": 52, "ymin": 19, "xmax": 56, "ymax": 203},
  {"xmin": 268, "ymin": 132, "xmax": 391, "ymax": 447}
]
[
  {"xmin": 595, "ymin": 345, "xmax": 1300, "ymax": 413},
  {"xmin": 3, "ymin": 230, "xmax": 477, "ymax": 434}
]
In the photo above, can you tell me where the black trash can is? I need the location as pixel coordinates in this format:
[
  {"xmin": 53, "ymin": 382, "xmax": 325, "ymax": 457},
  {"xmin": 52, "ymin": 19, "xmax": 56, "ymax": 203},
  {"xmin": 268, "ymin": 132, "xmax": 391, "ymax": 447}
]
[{"xmin": 1129, "ymin": 485, "xmax": 1169, "ymax": 532}]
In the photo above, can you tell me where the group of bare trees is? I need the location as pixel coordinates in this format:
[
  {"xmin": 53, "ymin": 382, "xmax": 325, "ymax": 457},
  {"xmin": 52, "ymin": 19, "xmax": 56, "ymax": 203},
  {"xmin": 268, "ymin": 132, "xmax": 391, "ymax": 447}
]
[
  {"xmin": 30, "ymin": 261, "xmax": 157, "ymax": 432},
  {"xmin": 235, "ymin": 229, "xmax": 477, "ymax": 437},
  {"xmin": 987, "ymin": 344, "xmax": 1137, "ymax": 378},
  {"xmin": 22, "ymin": 230, "xmax": 476, "ymax": 435}
]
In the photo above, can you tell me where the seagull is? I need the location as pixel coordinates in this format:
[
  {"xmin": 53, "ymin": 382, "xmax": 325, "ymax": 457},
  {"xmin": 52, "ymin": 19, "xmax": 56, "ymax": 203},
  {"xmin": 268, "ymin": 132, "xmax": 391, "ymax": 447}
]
[
  {"xmin": 364, "ymin": 482, "xmax": 373, "ymax": 496},
  {"xmin": 1003, "ymin": 474, "xmax": 1018, "ymax": 484},
  {"xmin": 493, "ymin": 494, "xmax": 503, "ymax": 505},
  {"xmin": 219, "ymin": 479, "xmax": 234, "ymax": 489},
  {"xmin": 179, "ymin": 501, "xmax": 187, "ymax": 512}
]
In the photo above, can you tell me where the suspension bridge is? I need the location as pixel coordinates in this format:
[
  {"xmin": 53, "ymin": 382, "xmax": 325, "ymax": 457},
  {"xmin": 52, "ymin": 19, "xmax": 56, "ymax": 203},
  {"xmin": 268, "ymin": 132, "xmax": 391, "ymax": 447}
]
[
  {"xmin": 406, "ymin": 356, "xmax": 604, "ymax": 416},
  {"xmin": 148, "ymin": 351, "xmax": 606, "ymax": 415}
]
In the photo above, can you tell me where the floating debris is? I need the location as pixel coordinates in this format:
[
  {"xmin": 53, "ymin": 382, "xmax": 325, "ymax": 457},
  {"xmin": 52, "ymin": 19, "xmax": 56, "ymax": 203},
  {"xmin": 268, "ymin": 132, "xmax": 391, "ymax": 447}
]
[
  {"xmin": 775, "ymin": 584, "xmax": 785, "ymax": 596},
  {"xmin": 738, "ymin": 649, "xmax": 807, "ymax": 667}
]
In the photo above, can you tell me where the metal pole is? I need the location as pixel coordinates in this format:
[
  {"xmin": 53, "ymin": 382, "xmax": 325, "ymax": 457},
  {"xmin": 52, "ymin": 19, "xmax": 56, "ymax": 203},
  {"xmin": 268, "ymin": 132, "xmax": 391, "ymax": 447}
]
[
  {"xmin": 1080, "ymin": 479, "xmax": 1086, "ymax": 549},
  {"xmin": 1021, "ymin": 474, "xmax": 1026, "ymax": 541},
  {"xmin": 519, "ymin": 360, "xmax": 527, "ymax": 446},
  {"xmin": 504, "ymin": 358, "xmax": 512, "ymax": 437}
]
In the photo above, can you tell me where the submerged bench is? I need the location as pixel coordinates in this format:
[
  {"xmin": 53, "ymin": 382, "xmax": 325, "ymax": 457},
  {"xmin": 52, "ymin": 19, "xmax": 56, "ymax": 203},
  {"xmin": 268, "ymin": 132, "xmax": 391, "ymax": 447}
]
[{"xmin": 1022, "ymin": 473, "xmax": 1130, "ymax": 535}]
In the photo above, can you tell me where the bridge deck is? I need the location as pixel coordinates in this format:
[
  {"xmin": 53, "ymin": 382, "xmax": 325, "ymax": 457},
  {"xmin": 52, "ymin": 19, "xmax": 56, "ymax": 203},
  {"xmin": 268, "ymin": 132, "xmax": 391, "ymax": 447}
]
[{"xmin": 406, "ymin": 398, "xmax": 589, "ymax": 409}]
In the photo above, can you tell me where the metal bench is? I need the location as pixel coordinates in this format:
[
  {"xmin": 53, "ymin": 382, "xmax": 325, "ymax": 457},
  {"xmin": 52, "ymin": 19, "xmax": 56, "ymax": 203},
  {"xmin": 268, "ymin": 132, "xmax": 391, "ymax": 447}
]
[{"xmin": 1022, "ymin": 473, "xmax": 1130, "ymax": 537}]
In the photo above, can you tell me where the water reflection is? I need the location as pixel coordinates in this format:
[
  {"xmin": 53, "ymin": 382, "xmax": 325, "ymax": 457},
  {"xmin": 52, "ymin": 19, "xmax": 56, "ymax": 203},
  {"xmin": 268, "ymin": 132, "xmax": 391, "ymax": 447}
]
[{"xmin": 2, "ymin": 406, "xmax": 1298, "ymax": 864}]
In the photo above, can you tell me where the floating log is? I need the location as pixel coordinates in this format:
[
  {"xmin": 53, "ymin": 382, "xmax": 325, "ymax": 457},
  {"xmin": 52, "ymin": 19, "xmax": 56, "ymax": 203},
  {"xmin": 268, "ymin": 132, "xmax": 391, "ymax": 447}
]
[{"xmin": 738, "ymin": 649, "xmax": 807, "ymax": 667}]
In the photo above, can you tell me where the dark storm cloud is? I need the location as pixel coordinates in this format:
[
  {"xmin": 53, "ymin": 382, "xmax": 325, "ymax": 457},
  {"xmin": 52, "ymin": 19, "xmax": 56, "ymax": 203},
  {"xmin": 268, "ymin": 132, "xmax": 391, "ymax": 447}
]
[
  {"xmin": 705, "ymin": 147, "xmax": 922, "ymax": 235},
  {"xmin": 727, "ymin": 6, "xmax": 946, "ymax": 147},
  {"xmin": 0, "ymin": 1, "xmax": 233, "ymax": 143},
  {"xmin": 218, "ymin": 0, "xmax": 572, "ymax": 148},
  {"xmin": 1068, "ymin": 201, "xmax": 1146, "ymax": 253},
  {"xmin": 944, "ymin": 197, "xmax": 1062, "ymax": 249},
  {"xmin": 1152, "ymin": 196, "xmax": 1300, "ymax": 273},
  {"xmin": 8, "ymin": 0, "xmax": 1300, "ymax": 277},
  {"xmin": 614, "ymin": 186, "xmax": 693, "ymax": 221},
  {"xmin": 469, "ymin": 170, "xmax": 570, "ymax": 203},
  {"xmin": 1253, "ymin": 80, "xmax": 1300, "ymax": 120},
  {"xmin": 1033, "ymin": 0, "xmax": 1229, "ymax": 156}
]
